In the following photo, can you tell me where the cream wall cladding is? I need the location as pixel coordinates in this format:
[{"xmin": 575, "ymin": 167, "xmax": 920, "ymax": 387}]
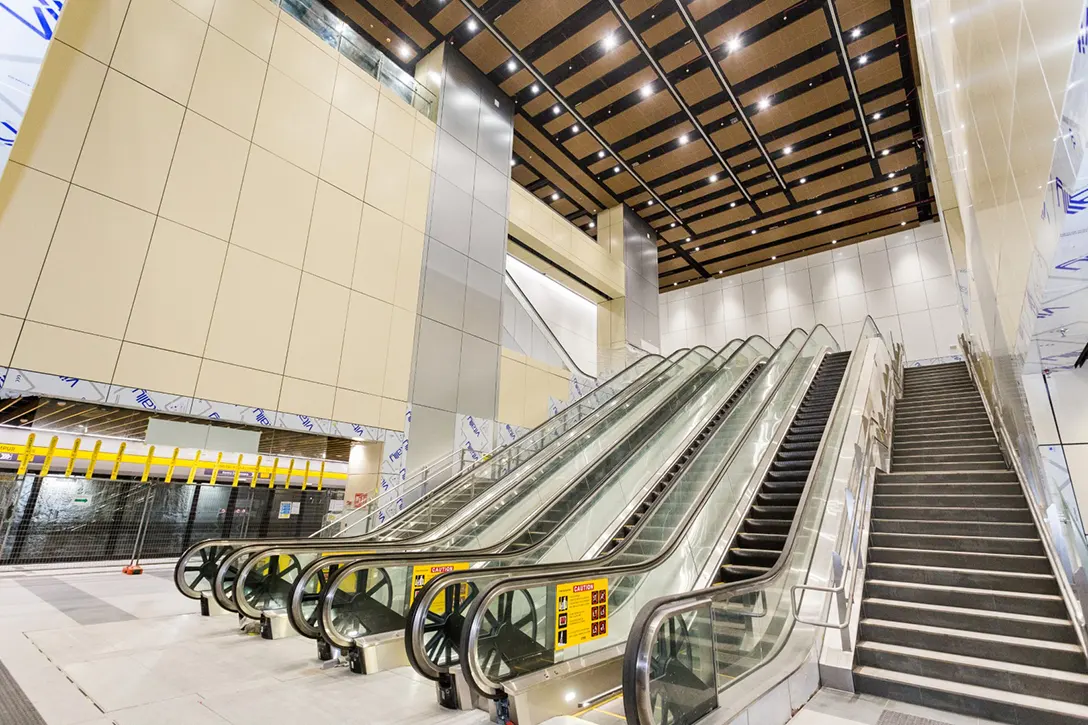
[
  {"xmin": 660, "ymin": 222, "xmax": 963, "ymax": 361},
  {"xmin": 0, "ymin": 0, "xmax": 437, "ymax": 435},
  {"xmin": 497, "ymin": 348, "xmax": 572, "ymax": 430}
]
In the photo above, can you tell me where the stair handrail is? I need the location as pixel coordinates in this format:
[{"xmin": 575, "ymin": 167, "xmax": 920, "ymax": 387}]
[
  {"xmin": 958, "ymin": 334, "xmax": 1088, "ymax": 667},
  {"xmin": 621, "ymin": 318, "xmax": 891, "ymax": 725}
]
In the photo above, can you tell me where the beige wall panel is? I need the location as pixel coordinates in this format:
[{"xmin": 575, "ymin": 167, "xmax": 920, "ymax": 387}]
[
  {"xmin": 333, "ymin": 387, "xmax": 382, "ymax": 427},
  {"xmin": 0, "ymin": 164, "xmax": 68, "ymax": 318},
  {"xmin": 378, "ymin": 396, "xmax": 406, "ymax": 431},
  {"xmin": 210, "ymin": 0, "xmax": 275, "ymax": 60},
  {"xmin": 269, "ymin": 20, "xmax": 337, "ymax": 101},
  {"xmin": 332, "ymin": 60, "xmax": 380, "ymax": 129},
  {"xmin": 411, "ymin": 118, "xmax": 436, "ymax": 169},
  {"xmin": 374, "ymin": 94, "xmax": 415, "ymax": 154},
  {"xmin": 383, "ymin": 306, "xmax": 415, "ymax": 401},
  {"xmin": 28, "ymin": 186, "xmax": 154, "ymax": 339},
  {"xmin": 53, "ymin": 0, "xmax": 129, "ymax": 64},
  {"xmin": 111, "ymin": 0, "xmax": 206, "ymax": 104},
  {"xmin": 125, "ymin": 219, "xmax": 226, "ymax": 355},
  {"xmin": 0, "ymin": 315, "xmax": 23, "ymax": 367},
  {"xmin": 364, "ymin": 136, "xmax": 409, "ymax": 219},
  {"xmin": 113, "ymin": 342, "xmax": 202, "ymax": 396},
  {"xmin": 403, "ymin": 160, "xmax": 431, "ymax": 233},
  {"xmin": 175, "ymin": 0, "xmax": 215, "ymax": 22},
  {"xmin": 188, "ymin": 29, "xmax": 267, "ymax": 139},
  {"xmin": 304, "ymin": 181, "xmax": 363, "ymax": 288},
  {"xmin": 195, "ymin": 358, "xmax": 281, "ymax": 409},
  {"xmin": 230, "ymin": 145, "xmax": 317, "ymax": 268},
  {"xmin": 354, "ymin": 203, "xmax": 402, "ymax": 303},
  {"xmin": 13, "ymin": 322, "xmax": 120, "ymax": 382},
  {"xmin": 253, "ymin": 68, "xmax": 329, "ymax": 174},
  {"xmin": 337, "ymin": 291, "xmax": 392, "ymax": 395},
  {"xmin": 278, "ymin": 376, "xmax": 335, "ymax": 418},
  {"xmin": 319, "ymin": 108, "xmax": 373, "ymax": 200},
  {"xmin": 284, "ymin": 273, "xmax": 350, "ymax": 385},
  {"xmin": 394, "ymin": 226, "xmax": 425, "ymax": 313}
]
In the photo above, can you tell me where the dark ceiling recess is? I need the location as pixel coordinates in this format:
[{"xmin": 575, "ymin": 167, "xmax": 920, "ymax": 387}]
[{"xmin": 342, "ymin": 0, "xmax": 936, "ymax": 290}]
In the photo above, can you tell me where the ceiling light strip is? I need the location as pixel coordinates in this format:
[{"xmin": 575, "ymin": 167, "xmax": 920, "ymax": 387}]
[
  {"xmin": 824, "ymin": 0, "xmax": 876, "ymax": 158},
  {"xmin": 670, "ymin": 0, "xmax": 789, "ymax": 194},
  {"xmin": 604, "ymin": 0, "xmax": 755, "ymax": 209},
  {"xmin": 453, "ymin": 0, "xmax": 711, "ymax": 277}
]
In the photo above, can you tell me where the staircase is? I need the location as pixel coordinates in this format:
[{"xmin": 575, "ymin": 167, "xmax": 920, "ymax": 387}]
[{"xmin": 854, "ymin": 362, "xmax": 1088, "ymax": 724}]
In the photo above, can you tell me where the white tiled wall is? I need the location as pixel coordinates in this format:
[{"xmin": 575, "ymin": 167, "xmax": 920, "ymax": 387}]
[
  {"xmin": 0, "ymin": 0, "xmax": 436, "ymax": 432},
  {"xmin": 659, "ymin": 222, "xmax": 963, "ymax": 360}
]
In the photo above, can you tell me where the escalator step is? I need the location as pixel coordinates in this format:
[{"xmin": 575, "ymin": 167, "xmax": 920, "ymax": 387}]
[
  {"xmin": 743, "ymin": 519, "xmax": 792, "ymax": 534},
  {"xmin": 720, "ymin": 564, "xmax": 772, "ymax": 583},
  {"xmin": 727, "ymin": 548, "xmax": 781, "ymax": 565},
  {"xmin": 758, "ymin": 492, "xmax": 801, "ymax": 505},
  {"xmin": 749, "ymin": 505, "xmax": 797, "ymax": 519},
  {"xmin": 736, "ymin": 532, "xmax": 788, "ymax": 549},
  {"xmin": 763, "ymin": 481, "xmax": 805, "ymax": 494}
]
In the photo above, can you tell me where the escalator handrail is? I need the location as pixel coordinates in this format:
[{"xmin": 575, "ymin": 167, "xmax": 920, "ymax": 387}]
[
  {"xmin": 173, "ymin": 350, "xmax": 669, "ymax": 599},
  {"xmin": 308, "ymin": 343, "xmax": 754, "ymax": 640},
  {"xmin": 504, "ymin": 272, "xmax": 594, "ymax": 381},
  {"xmin": 621, "ymin": 317, "xmax": 886, "ymax": 725},
  {"xmin": 453, "ymin": 326, "xmax": 833, "ymax": 698}
]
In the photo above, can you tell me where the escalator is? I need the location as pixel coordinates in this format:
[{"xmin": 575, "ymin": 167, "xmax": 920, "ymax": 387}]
[
  {"xmin": 402, "ymin": 327, "xmax": 850, "ymax": 720},
  {"xmin": 228, "ymin": 342, "xmax": 749, "ymax": 626},
  {"xmin": 172, "ymin": 352, "xmax": 667, "ymax": 605}
]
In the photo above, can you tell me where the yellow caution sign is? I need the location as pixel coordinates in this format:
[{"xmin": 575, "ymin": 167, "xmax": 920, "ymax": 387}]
[
  {"xmin": 555, "ymin": 578, "xmax": 609, "ymax": 650},
  {"xmin": 410, "ymin": 562, "xmax": 470, "ymax": 614}
]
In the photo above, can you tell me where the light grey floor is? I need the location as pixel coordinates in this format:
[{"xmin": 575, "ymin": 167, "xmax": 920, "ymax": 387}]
[
  {"xmin": 788, "ymin": 688, "xmax": 1005, "ymax": 725},
  {"xmin": 0, "ymin": 566, "xmax": 491, "ymax": 725}
]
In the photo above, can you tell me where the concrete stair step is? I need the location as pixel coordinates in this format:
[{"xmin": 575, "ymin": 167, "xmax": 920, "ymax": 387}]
[
  {"xmin": 854, "ymin": 663, "xmax": 1088, "ymax": 723},
  {"xmin": 897, "ymin": 399, "xmax": 984, "ymax": 412},
  {"xmin": 891, "ymin": 461, "xmax": 1011, "ymax": 472},
  {"xmin": 864, "ymin": 579, "xmax": 1068, "ymax": 618},
  {"xmin": 858, "ymin": 618, "xmax": 1087, "ymax": 673},
  {"xmin": 861, "ymin": 597, "xmax": 1076, "ymax": 643},
  {"xmin": 871, "ymin": 493, "xmax": 1026, "ymax": 509},
  {"xmin": 872, "ymin": 481, "xmax": 1021, "ymax": 496},
  {"xmin": 856, "ymin": 641, "xmax": 1088, "ymax": 707},
  {"xmin": 891, "ymin": 452, "xmax": 1006, "ymax": 465},
  {"xmin": 867, "ymin": 546, "xmax": 1051, "ymax": 574},
  {"xmin": 866, "ymin": 561, "xmax": 1060, "ymax": 595},
  {"xmin": 875, "ymin": 470, "xmax": 1019, "ymax": 483},
  {"xmin": 871, "ymin": 505, "xmax": 1032, "ymax": 522},
  {"xmin": 870, "ymin": 518, "xmax": 1037, "ymax": 537},
  {"xmin": 869, "ymin": 531, "xmax": 1043, "ymax": 556}
]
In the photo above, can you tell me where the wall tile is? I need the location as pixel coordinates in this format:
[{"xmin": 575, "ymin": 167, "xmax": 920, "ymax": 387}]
[
  {"xmin": 284, "ymin": 273, "xmax": 349, "ymax": 385},
  {"xmin": 762, "ymin": 261, "xmax": 786, "ymax": 279},
  {"xmin": 29, "ymin": 186, "xmax": 154, "ymax": 339},
  {"xmin": 210, "ymin": 0, "xmax": 275, "ymax": 60},
  {"xmin": 463, "ymin": 260, "xmax": 502, "ymax": 344},
  {"xmin": 498, "ymin": 353, "xmax": 526, "ymax": 426},
  {"xmin": 859, "ymin": 250, "xmax": 893, "ymax": 291},
  {"xmin": 113, "ymin": 342, "xmax": 201, "ymax": 396},
  {"xmin": 354, "ymin": 203, "xmax": 402, "ymax": 303},
  {"xmin": 383, "ymin": 306, "xmax": 415, "ymax": 401},
  {"xmin": 703, "ymin": 289, "xmax": 726, "ymax": 325},
  {"xmin": 722, "ymin": 285, "xmax": 744, "ymax": 320},
  {"xmin": 434, "ymin": 129, "xmax": 476, "ymax": 195},
  {"xmin": 887, "ymin": 243, "xmax": 923, "ymax": 285},
  {"xmin": 808, "ymin": 263, "xmax": 837, "ymax": 302},
  {"xmin": 899, "ymin": 309, "xmax": 938, "ymax": 360},
  {"xmin": 394, "ymin": 227, "xmax": 425, "ymax": 313},
  {"xmin": 893, "ymin": 281, "xmax": 929, "ymax": 314},
  {"xmin": 913, "ymin": 222, "xmax": 943, "ymax": 241},
  {"xmin": 833, "ymin": 258, "xmax": 864, "ymax": 296},
  {"xmin": 111, "ymin": 0, "xmax": 206, "ymax": 104},
  {"xmin": 333, "ymin": 387, "xmax": 381, "ymax": 426},
  {"xmin": 304, "ymin": 181, "xmax": 362, "ymax": 288},
  {"xmin": 319, "ymin": 107, "xmax": 372, "ymax": 200},
  {"xmin": 231, "ymin": 145, "xmax": 317, "ymax": 268},
  {"xmin": 790, "ymin": 304, "xmax": 815, "ymax": 331},
  {"xmin": 13, "ymin": 322, "xmax": 120, "ymax": 382},
  {"xmin": 374, "ymin": 94, "xmax": 415, "ymax": 154},
  {"xmin": 745, "ymin": 313, "xmax": 769, "ymax": 340},
  {"xmin": 785, "ymin": 270, "xmax": 813, "ymax": 306},
  {"xmin": 412, "ymin": 119, "xmax": 436, "ymax": 168},
  {"xmin": 74, "ymin": 70, "xmax": 184, "ymax": 212},
  {"xmin": 838, "ymin": 292, "xmax": 869, "ymax": 324},
  {"xmin": 377, "ymin": 396, "xmax": 405, "ymax": 432},
  {"xmin": 440, "ymin": 80, "xmax": 480, "ymax": 152},
  {"xmin": 0, "ymin": 315, "xmax": 21, "ymax": 366},
  {"xmin": 473, "ymin": 157, "xmax": 508, "ymax": 215},
  {"xmin": 883, "ymin": 229, "xmax": 915, "ymax": 248},
  {"xmin": 813, "ymin": 298, "xmax": 841, "ymax": 327},
  {"xmin": 404, "ymin": 161, "xmax": 431, "ymax": 233},
  {"xmin": 278, "ymin": 376, "xmax": 334, "ymax": 417},
  {"xmin": 743, "ymin": 281, "xmax": 766, "ymax": 315},
  {"xmin": 457, "ymin": 334, "xmax": 498, "ymax": 418},
  {"xmin": 364, "ymin": 136, "xmax": 410, "ymax": 219},
  {"xmin": 855, "ymin": 235, "xmax": 886, "ymax": 255},
  {"xmin": 204, "ymin": 245, "xmax": 301, "ymax": 373},
  {"xmin": 768, "ymin": 308, "xmax": 793, "ymax": 338},
  {"xmin": 476, "ymin": 100, "xmax": 513, "ymax": 173},
  {"xmin": 175, "ymin": 0, "xmax": 215, "ymax": 22},
  {"xmin": 411, "ymin": 317, "xmax": 462, "ymax": 412},
  {"xmin": 125, "ymin": 218, "xmax": 226, "ymax": 355},
  {"xmin": 923, "ymin": 275, "xmax": 958, "ymax": 308},
  {"xmin": 764, "ymin": 275, "xmax": 789, "ymax": 312},
  {"xmin": 0, "ymin": 164, "xmax": 68, "ymax": 318},
  {"xmin": 195, "ymin": 358, "xmax": 281, "ymax": 409},
  {"xmin": 269, "ymin": 21, "xmax": 336, "ymax": 101},
  {"xmin": 332, "ymin": 60, "xmax": 380, "ymax": 129},
  {"xmin": 337, "ymin": 291, "xmax": 392, "ymax": 395},
  {"xmin": 54, "ymin": 0, "xmax": 130, "ymax": 64},
  {"xmin": 420, "ymin": 239, "xmax": 469, "ymax": 329},
  {"xmin": 188, "ymin": 28, "xmax": 266, "ymax": 139},
  {"xmin": 917, "ymin": 237, "xmax": 953, "ymax": 279},
  {"xmin": 873, "ymin": 315, "xmax": 902, "ymax": 346},
  {"xmin": 253, "ymin": 68, "xmax": 329, "ymax": 174},
  {"xmin": 159, "ymin": 110, "xmax": 249, "ymax": 241},
  {"xmin": 865, "ymin": 287, "xmax": 898, "ymax": 319},
  {"xmin": 429, "ymin": 175, "xmax": 472, "ymax": 255},
  {"xmin": 929, "ymin": 305, "xmax": 961, "ymax": 355}
]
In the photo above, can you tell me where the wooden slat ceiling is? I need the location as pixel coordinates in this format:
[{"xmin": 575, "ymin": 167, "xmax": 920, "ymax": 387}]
[{"xmin": 333, "ymin": 0, "xmax": 935, "ymax": 290}]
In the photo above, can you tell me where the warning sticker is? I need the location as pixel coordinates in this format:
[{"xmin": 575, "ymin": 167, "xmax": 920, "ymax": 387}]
[
  {"xmin": 410, "ymin": 563, "xmax": 470, "ymax": 613},
  {"xmin": 555, "ymin": 578, "xmax": 608, "ymax": 650}
]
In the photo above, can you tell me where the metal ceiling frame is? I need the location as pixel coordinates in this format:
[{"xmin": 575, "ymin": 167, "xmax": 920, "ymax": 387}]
[
  {"xmin": 453, "ymin": 0, "xmax": 712, "ymax": 278},
  {"xmin": 824, "ymin": 0, "xmax": 877, "ymax": 159},
  {"xmin": 604, "ymin": 0, "xmax": 758, "ymax": 214},
  {"xmin": 669, "ymin": 0, "xmax": 792, "ymax": 200}
]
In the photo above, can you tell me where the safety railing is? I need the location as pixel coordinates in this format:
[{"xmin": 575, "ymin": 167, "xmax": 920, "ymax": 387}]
[
  {"xmin": 275, "ymin": 0, "xmax": 436, "ymax": 120},
  {"xmin": 0, "ymin": 473, "xmax": 342, "ymax": 569},
  {"xmin": 622, "ymin": 318, "xmax": 893, "ymax": 725},
  {"xmin": 959, "ymin": 334, "xmax": 1088, "ymax": 666}
]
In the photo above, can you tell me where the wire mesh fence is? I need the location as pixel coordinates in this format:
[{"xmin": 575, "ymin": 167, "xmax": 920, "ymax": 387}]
[{"xmin": 0, "ymin": 474, "xmax": 342, "ymax": 567}]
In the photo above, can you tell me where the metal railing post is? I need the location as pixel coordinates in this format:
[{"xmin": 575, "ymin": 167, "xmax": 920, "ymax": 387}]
[{"xmin": 124, "ymin": 484, "xmax": 155, "ymax": 575}]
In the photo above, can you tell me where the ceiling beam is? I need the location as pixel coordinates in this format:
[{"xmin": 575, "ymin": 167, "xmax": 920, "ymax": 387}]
[{"xmin": 823, "ymin": 0, "xmax": 877, "ymax": 159}]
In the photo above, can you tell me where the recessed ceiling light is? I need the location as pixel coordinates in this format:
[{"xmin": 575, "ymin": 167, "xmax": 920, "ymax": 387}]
[
  {"xmin": 881, "ymin": 149, "xmax": 890, "ymax": 156},
  {"xmin": 670, "ymin": 222, "xmax": 676, "ymax": 227},
  {"xmin": 758, "ymin": 98, "xmax": 770, "ymax": 110},
  {"xmin": 784, "ymin": 146, "xmax": 792, "ymax": 155},
  {"xmin": 832, "ymin": 239, "xmax": 837, "ymax": 244},
  {"xmin": 751, "ymin": 229, "xmax": 757, "ymax": 235},
  {"xmin": 892, "ymin": 186, "xmax": 899, "ymax": 192},
  {"xmin": 510, "ymin": 158, "xmax": 515, "ymax": 166},
  {"xmin": 598, "ymin": 150, "xmax": 606, "ymax": 158},
  {"xmin": 589, "ymin": 221, "xmax": 595, "ymax": 228},
  {"xmin": 771, "ymin": 256, "xmax": 776, "ymax": 260},
  {"xmin": 613, "ymin": 166, "xmax": 621, "ymax": 173},
  {"xmin": 901, "ymin": 221, "xmax": 907, "ymax": 226},
  {"xmin": 603, "ymin": 34, "xmax": 617, "ymax": 50},
  {"xmin": 730, "ymin": 201, "xmax": 736, "ymax": 207},
  {"xmin": 551, "ymin": 192, "xmax": 559, "ymax": 200},
  {"xmin": 873, "ymin": 112, "xmax": 882, "ymax": 120},
  {"xmin": 673, "ymin": 282, "xmax": 677, "ymax": 286},
  {"xmin": 531, "ymin": 84, "xmax": 540, "ymax": 94},
  {"xmin": 888, "ymin": 172, "xmax": 895, "ymax": 178},
  {"xmin": 728, "ymin": 37, "xmax": 741, "ymax": 52},
  {"xmin": 852, "ymin": 27, "xmax": 862, "ymax": 38},
  {"xmin": 695, "ymin": 246, "xmax": 700, "ymax": 251},
  {"xmin": 571, "ymin": 124, "xmax": 580, "ymax": 133},
  {"xmin": 859, "ymin": 54, "xmax": 868, "ymax": 65},
  {"xmin": 800, "ymin": 177, "xmax": 807, "ymax": 184},
  {"xmin": 506, "ymin": 60, "xmax": 517, "ymax": 72},
  {"xmin": 956, "ymin": 83, "xmax": 961, "ymax": 89},
  {"xmin": 466, "ymin": 19, "xmax": 477, "ymax": 31},
  {"xmin": 640, "ymin": 85, "xmax": 653, "ymax": 98},
  {"xmin": 685, "ymin": 237, "xmax": 691, "ymax": 242},
  {"xmin": 709, "ymin": 174, "xmax": 718, "ymax": 182},
  {"xmin": 647, "ymin": 200, "xmax": 654, "ymax": 206},
  {"xmin": 399, "ymin": 45, "xmax": 411, "ymax": 59},
  {"xmin": 679, "ymin": 134, "xmax": 689, "ymax": 145},
  {"xmin": 816, "ymin": 210, "xmax": 822, "ymax": 215},
  {"xmin": 552, "ymin": 105, "xmax": 560, "ymax": 115}
]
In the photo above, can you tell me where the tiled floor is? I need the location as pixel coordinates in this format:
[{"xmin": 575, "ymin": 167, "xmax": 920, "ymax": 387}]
[
  {"xmin": 788, "ymin": 688, "xmax": 1005, "ymax": 725},
  {"xmin": 0, "ymin": 566, "xmax": 490, "ymax": 725}
]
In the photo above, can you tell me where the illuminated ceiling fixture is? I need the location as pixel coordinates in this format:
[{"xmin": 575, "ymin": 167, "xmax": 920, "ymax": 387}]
[
  {"xmin": 783, "ymin": 146, "xmax": 792, "ymax": 155},
  {"xmin": 892, "ymin": 186, "xmax": 899, "ymax": 192},
  {"xmin": 531, "ymin": 84, "xmax": 540, "ymax": 95},
  {"xmin": 851, "ymin": 27, "xmax": 862, "ymax": 38},
  {"xmin": 758, "ymin": 98, "xmax": 770, "ymax": 110},
  {"xmin": 647, "ymin": 200, "xmax": 654, "ymax": 206},
  {"xmin": 816, "ymin": 210, "xmax": 822, "ymax": 215},
  {"xmin": 673, "ymin": 282, "xmax": 677, "ymax": 286},
  {"xmin": 613, "ymin": 166, "xmax": 621, "ymax": 173},
  {"xmin": 640, "ymin": 84, "xmax": 653, "ymax": 98},
  {"xmin": 800, "ymin": 178, "xmax": 807, "ymax": 184},
  {"xmin": 603, "ymin": 34, "xmax": 617, "ymax": 50},
  {"xmin": 771, "ymin": 256, "xmax": 776, "ymax": 260},
  {"xmin": 882, "ymin": 149, "xmax": 890, "ymax": 156},
  {"xmin": 888, "ymin": 172, "xmax": 895, "ymax": 179},
  {"xmin": 751, "ymin": 230, "xmax": 757, "ymax": 235},
  {"xmin": 598, "ymin": 150, "xmax": 606, "ymax": 158},
  {"xmin": 571, "ymin": 124, "xmax": 580, "ymax": 133},
  {"xmin": 901, "ymin": 221, "xmax": 907, "ymax": 226},
  {"xmin": 832, "ymin": 239, "xmax": 837, "ymax": 244},
  {"xmin": 694, "ymin": 246, "xmax": 700, "ymax": 251},
  {"xmin": 589, "ymin": 221, "xmax": 595, "ymax": 228},
  {"xmin": 399, "ymin": 45, "xmax": 411, "ymax": 59},
  {"xmin": 670, "ymin": 222, "xmax": 676, "ymax": 227},
  {"xmin": 709, "ymin": 174, "xmax": 718, "ymax": 182},
  {"xmin": 509, "ymin": 158, "xmax": 515, "ymax": 166},
  {"xmin": 678, "ymin": 134, "xmax": 689, "ymax": 145},
  {"xmin": 859, "ymin": 54, "xmax": 869, "ymax": 65},
  {"xmin": 466, "ymin": 19, "xmax": 477, "ymax": 31},
  {"xmin": 551, "ymin": 192, "xmax": 559, "ymax": 200},
  {"xmin": 506, "ymin": 60, "xmax": 517, "ymax": 72},
  {"xmin": 730, "ymin": 202, "xmax": 736, "ymax": 208},
  {"xmin": 728, "ymin": 37, "xmax": 741, "ymax": 52},
  {"xmin": 685, "ymin": 237, "xmax": 691, "ymax": 242},
  {"xmin": 873, "ymin": 112, "xmax": 882, "ymax": 120},
  {"xmin": 552, "ymin": 105, "xmax": 561, "ymax": 115}
]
